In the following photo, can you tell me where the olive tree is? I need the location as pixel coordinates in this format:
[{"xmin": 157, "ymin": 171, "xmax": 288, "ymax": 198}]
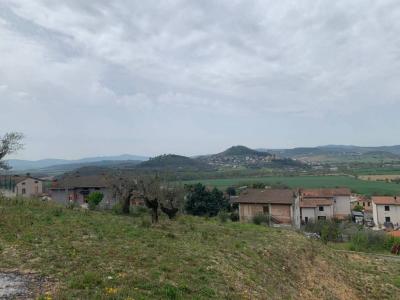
[{"xmin": 0, "ymin": 132, "xmax": 24, "ymax": 170}]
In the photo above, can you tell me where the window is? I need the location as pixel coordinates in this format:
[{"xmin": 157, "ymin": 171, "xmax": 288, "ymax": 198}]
[
  {"xmin": 22, "ymin": 182, "xmax": 26, "ymax": 185},
  {"xmin": 263, "ymin": 206, "xmax": 269, "ymax": 214},
  {"xmin": 385, "ymin": 217, "xmax": 391, "ymax": 223},
  {"xmin": 367, "ymin": 202, "xmax": 370, "ymax": 207},
  {"xmin": 304, "ymin": 217, "xmax": 309, "ymax": 224},
  {"xmin": 22, "ymin": 188, "xmax": 26, "ymax": 195},
  {"xmin": 384, "ymin": 205, "xmax": 390, "ymax": 211},
  {"xmin": 319, "ymin": 206, "xmax": 324, "ymax": 211},
  {"xmin": 318, "ymin": 216, "xmax": 326, "ymax": 220},
  {"xmin": 34, "ymin": 181, "xmax": 38, "ymax": 183},
  {"xmin": 363, "ymin": 202, "xmax": 365, "ymax": 207}
]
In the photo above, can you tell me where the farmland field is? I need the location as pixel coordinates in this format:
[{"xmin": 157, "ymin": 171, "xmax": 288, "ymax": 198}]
[{"xmin": 183, "ymin": 175, "xmax": 400, "ymax": 196}]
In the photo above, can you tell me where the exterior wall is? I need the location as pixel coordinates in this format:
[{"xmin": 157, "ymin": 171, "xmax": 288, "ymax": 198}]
[
  {"xmin": 15, "ymin": 178, "xmax": 43, "ymax": 198},
  {"xmin": 373, "ymin": 204, "xmax": 400, "ymax": 226},
  {"xmin": 239, "ymin": 203, "xmax": 292, "ymax": 224},
  {"xmin": 239, "ymin": 203, "xmax": 264, "ymax": 221},
  {"xmin": 301, "ymin": 208, "xmax": 315, "ymax": 222},
  {"xmin": 333, "ymin": 196, "xmax": 351, "ymax": 218},
  {"xmin": 315, "ymin": 205, "xmax": 334, "ymax": 219},
  {"xmin": 301, "ymin": 206, "xmax": 334, "ymax": 222},
  {"xmin": 50, "ymin": 188, "xmax": 117, "ymax": 208},
  {"xmin": 270, "ymin": 204, "xmax": 292, "ymax": 224},
  {"xmin": 293, "ymin": 196, "xmax": 301, "ymax": 229}
]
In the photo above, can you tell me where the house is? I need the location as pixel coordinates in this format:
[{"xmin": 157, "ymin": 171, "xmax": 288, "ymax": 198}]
[
  {"xmin": 351, "ymin": 195, "xmax": 372, "ymax": 213},
  {"xmin": 299, "ymin": 188, "xmax": 351, "ymax": 223},
  {"xmin": 49, "ymin": 175, "xmax": 117, "ymax": 208},
  {"xmin": 233, "ymin": 189, "xmax": 300, "ymax": 227},
  {"xmin": 372, "ymin": 196, "xmax": 400, "ymax": 227},
  {"xmin": 0, "ymin": 175, "xmax": 43, "ymax": 198}
]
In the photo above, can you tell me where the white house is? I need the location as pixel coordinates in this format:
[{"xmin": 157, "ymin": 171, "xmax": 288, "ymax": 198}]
[
  {"xmin": 299, "ymin": 188, "xmax": 352, "ymax": 223},
  {"xmin": 372, "ymin": 196, "xmax": 400, "ymax": 227}
]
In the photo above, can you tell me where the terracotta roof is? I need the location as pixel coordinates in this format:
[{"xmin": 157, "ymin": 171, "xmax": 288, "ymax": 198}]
[
  {"xmin": 233, "ymin": 189, "xmax": 295, "ymax": 204},
  {"xmin": 49, "ymin": 175, "xmax": 110, "ymax": 189},
  {"xmin": 372, "ymin": 196, "xmax": 400, "ymax": 205},
  {"xmin": 300, "ymin": 188, "xmax": 351, "ymax": 198},
  {"xmin": 300, "ymin": 198, "xmax": 334, "ymax": 208}
]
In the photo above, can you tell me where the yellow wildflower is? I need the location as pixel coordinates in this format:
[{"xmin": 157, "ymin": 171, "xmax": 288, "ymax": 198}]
[{"xmin": 105, "ymin": 287, "xmax": 118, "ymax": 295}]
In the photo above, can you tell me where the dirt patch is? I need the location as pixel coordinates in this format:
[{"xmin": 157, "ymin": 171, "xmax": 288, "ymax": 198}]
[{"xmin": 0, "ymin": 271, "xmax": 48, "ymax": 299}]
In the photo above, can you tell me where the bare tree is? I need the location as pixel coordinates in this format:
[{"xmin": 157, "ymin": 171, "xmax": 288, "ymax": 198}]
[
  {"xmin": 0, "ymin": 132, "xmax": 24, "ymax": 170},
  {"xmin": 107, "ymin": 173, "xmax": 138, "ymax": 214},
  {"xmin": 160, "ymin": 184, "xmax": 184, "ymax": 219},
  {"xmin": 138, "ymin": 176, "xmax": 162, "ymax": 223}
]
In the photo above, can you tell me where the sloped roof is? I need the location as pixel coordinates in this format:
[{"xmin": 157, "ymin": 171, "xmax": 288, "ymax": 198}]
[
  {"xmin": 300, "ymin": 198, "xmax": 334, "ymax": 208},
  {"xmin": 0, "ymin": 175, "xmax": 43, "ymax": 184},
  {"xmin": 233, "ymin": 189, "xmax": 295, "ymax": 204},
  {"xmin": 372, "ymin": 196, "xmax": 400, "ymax": 205},
  {"xmin": 49, "ymin": 175, "xmax": 110, "ymax": 189},
  {"xmin": 301, "ymin": 188, "xmax": 351, "ymax": 198}
]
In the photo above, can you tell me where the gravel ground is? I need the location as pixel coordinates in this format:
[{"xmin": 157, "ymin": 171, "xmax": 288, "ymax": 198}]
[{"xmin": 0, "ymin": 272, "xmax": 45, "ymax": 300}]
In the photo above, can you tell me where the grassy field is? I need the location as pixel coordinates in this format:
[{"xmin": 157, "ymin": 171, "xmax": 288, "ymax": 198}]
[
  {"xmin": 183, "ymin": 175, "xmax": 400, "ymax": 195},
  {"xmin": 1, "ymin": 198, "xmax": 400, "ymax": 299}
]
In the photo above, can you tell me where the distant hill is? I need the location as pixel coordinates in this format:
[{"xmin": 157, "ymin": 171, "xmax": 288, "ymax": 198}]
[
  {"xmin": 258, "ymin": 145, "xmax": 400, "ymax": 163},
  {"xmin": 6, "ymin": 154, "xmax": 148, "ymax": 171},
  {"xmin": 217, "ymin": 145, "xmax": 271, "ymax": 157},
  {"xmin": 136, "ymin": 154, "xmax": 212, "ymax": 171}
]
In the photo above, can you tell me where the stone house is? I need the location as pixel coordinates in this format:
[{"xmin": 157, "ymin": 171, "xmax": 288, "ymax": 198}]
[
  {"xmin": 0, "ymin": 175, "xmax": 43, "ymax": 198},
  {"xmin": 299, "ymin": 188, "xmax": 351, "ymax": 223},
  {"xmin": 351, "ymin": 195, "xmax": 372, "ymax": 213},
  {"xmin": 372, "ymin": 196, "xmax": 400, "ymax": 227},
  {"xmin": 49, "ymin": 175, "xmax": 117, "ymax": 208},
  {"xmin": 233, "ymin": 189, "xmax": 300, "ymax": 227}
]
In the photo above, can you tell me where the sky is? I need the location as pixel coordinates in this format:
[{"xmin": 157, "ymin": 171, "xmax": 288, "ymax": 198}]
[{"xmin": 1, "ymin": 0, "xmax": 400, "ymax": 160}]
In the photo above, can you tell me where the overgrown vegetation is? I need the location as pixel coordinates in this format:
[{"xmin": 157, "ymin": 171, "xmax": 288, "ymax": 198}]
[
  {"xmin": 184, "ymin": 183, "xmax": 229, "ymax": 217},
  {"xmin": 87, "ymin": 191, "xmax": 104, "ymax": 210},
  {"xmin": 1, "ymin": 197, "xmax": 400, "ymax": 299}
]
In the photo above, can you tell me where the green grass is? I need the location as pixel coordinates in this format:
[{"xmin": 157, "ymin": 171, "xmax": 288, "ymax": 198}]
[
  {"xmin": 1, "ymin": 198, "xmax": 400, "ymax": 299},
  {"xmin": 183, "ymin": 175, "xmax": 400, "ymax": 195}
]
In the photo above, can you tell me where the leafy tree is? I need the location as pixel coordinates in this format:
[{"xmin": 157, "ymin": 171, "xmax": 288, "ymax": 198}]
[
  {"xmin": 184, "ymin": 183, "xmax": 229, "ymax": 217},
  {"xmin": 0, "ymin": 132, "xmax": 24, "ymax": 170},
  {"xmin": 226, "ymin": 186, "xmax": 236, "ymax": 196},
  {"xmin": 87, "ymin": 192, "xmax": 104, "ymax": 210},
  {"xmin": 353, "ymin": 204, "xmax": 364, "ymax": 212}
]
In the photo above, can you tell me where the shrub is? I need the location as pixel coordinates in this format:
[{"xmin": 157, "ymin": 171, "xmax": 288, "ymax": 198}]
[
  {"xmin": 218, "ymin": 211, "xmax": 230, "ymax": 223},
  {"xmin": 230, "ymin": 211, "xmax": 240, "ymax": 222},
  {"xmin": 349, "ymin": 229, "xmax": 390, "ymax": 252},
  {"xmin": 130, "ymin": 205, "xmax": 149, "ymax": 217},
  {"xmin": 252, "ymin": 213, "xmax": 270, "ymax": 225},
  {"xmin": 185, "ymin": 183, "xmax": 229, "ymax": 217},
  {"xmin": 304, "ymin": 219, "xmax": 341, "ymax": 243},
  {"xmin": 87, "ymin": 192, "xmax": 104, "ymax": 210}
]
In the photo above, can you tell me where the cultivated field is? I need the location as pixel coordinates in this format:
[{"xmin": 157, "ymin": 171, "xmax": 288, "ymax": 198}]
[
  {"xmin": 1, "ymin": 198, "xmax": 400, "ymax": 299},
  {"xmin": 183, "ymin": 175, "xmax": 400, "ymax": 196}
]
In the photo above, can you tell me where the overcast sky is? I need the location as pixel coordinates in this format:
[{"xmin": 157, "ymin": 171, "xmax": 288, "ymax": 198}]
[{"xmin": 1, "ymin": 1, "xmax": 400, "ymax": 160}]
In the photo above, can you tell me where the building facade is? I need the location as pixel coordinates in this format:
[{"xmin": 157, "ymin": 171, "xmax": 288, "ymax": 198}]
[
  {"xmin": 299, "ymin": 188, "xmax": 351, "ymax": 223},
  {"xmin": 372, "ymin": 196, "xmax": 400, "ymax": 227},
  {"xmin": 234, "ymin": 189, "xmax": 300, "ymax": 227},
  {"xmin": 49, "ymin": 175, "xmax": 117, "ymax": 208}
]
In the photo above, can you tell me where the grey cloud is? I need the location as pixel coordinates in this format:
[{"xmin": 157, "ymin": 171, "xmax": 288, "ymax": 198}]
[{"xmin": 1, "ymin": 0, "xmax": 400, "ymax": 158}]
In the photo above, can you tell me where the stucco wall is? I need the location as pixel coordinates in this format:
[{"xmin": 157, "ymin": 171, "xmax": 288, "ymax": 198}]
[
  {"xmin": 301, "ymin": 208, "xmax": 315, "ymax": 222},
  {"xmin": 333, "ymin": 196, "xmax": 351, "ymax": 218},
  {"xmin": 15, "ymin": 178, "xmax": 43, "ymax": 198},
  {"xmin": 373, "ymin": 204, "xmax": 400, "ymax": 226}
]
